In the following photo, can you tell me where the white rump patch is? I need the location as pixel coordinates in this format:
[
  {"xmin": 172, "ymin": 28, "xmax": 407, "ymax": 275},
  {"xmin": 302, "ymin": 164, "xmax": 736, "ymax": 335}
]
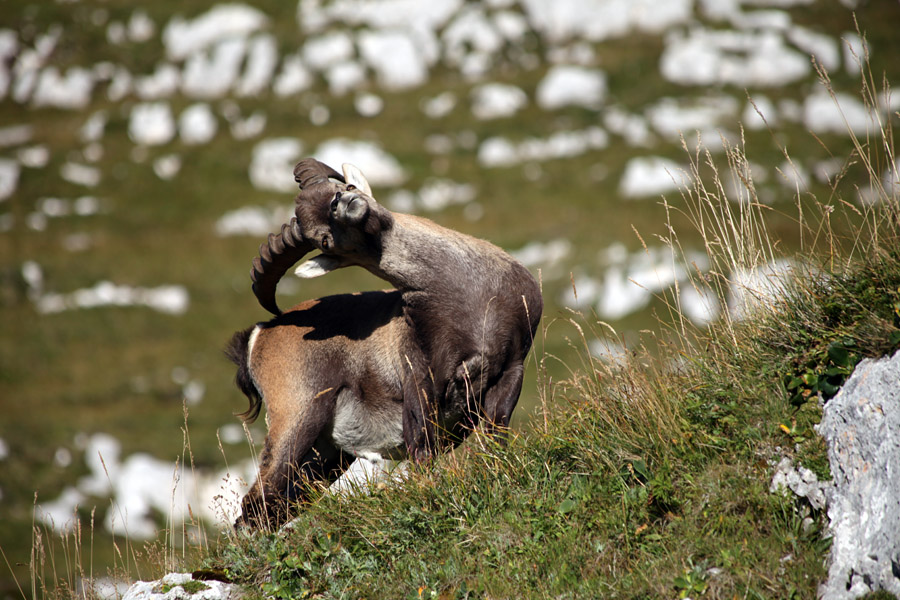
[{"xmin": 247, "ymin": 326, "xmax": 261, "ymax": 368}]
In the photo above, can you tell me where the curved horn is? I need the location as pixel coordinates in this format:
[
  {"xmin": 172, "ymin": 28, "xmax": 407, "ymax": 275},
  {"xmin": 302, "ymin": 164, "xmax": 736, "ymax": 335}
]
[
  {"xmin": 293, "ymin": 158, "xmax": 345, "ymax": 190},
  {"xmin": 250, "ymin": 217, "xmax": 313, "ymax": 315}
]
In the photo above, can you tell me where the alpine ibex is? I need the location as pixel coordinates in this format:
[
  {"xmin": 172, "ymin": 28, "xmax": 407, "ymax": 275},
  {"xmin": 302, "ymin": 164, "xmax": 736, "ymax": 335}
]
[{"xmin": 251, "ymin": 158, "xmax": 543, "ymax": 460}]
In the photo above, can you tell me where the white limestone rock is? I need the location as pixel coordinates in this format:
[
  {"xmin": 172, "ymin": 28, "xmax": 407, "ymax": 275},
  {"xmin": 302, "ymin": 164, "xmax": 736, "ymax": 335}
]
[
  {"xmin": 129, "ymin": 102, "xmax": 176, "ymax": 146},
  {"xmin": 163, "ymin": 3, "xmax": 268, "ymax": 61},
  {"xmin": 358, "ymin": 29, "xmax": 429, "ymax": 90},
  {"xmin": 510, "ymin": 239, "xmax": 571, "ymax": 273},
  {"xmin": 470, "ymin": 83, "xmax": 528, "ymax": 120},
  {"xmin": 478, "ymin": 127, "xmax": 608, "ymax": 168},
  {"xmin": 646, "ymin": 95, "xmax": 739, "ymax": 149},
  {"xmin": 661, "ymin": 28, "xmax": 810, "ymax": 87},
  {"xmin": 236, "ymin": 34, "xmax": 278, "ymax": 97},
  {"xmin": 127, "ymin": 10, "xmax": 156, "ymax": 43},
  {"xmin": 422, "ymin": 92, "xmax": 456, "ymax": 119},
  {"xmin": 770, "ymin": 457, "xmax": 829, "ymax": 511},
  {"xmin": 273, "ymin": 53, "xmax": 312, "ymax": 97},
  {"xmin": 230, "ymin": 111, "xmax": 266, "ymax": 140},
  {"xmin": 817, "ymin": 350, "xmax": 900, "ymax": 599},
  {"xmin": 80, "ymin": 110, "xmax": 108, "ymax": 143},
  {"xmin": 153, "ymin": 155, "xmax": 182, "ymax": 181},
  {"xmin": 0, "ymin": 124, "xmax": 32, "ymax": 147},
  {"xmin": 249, "ymin": 137, "xmax": 304, "ymax": 193},
  {"xmin": 297, "ymin": 0, "xmax": 461, "ymax": 33},
  {"xmin": 123, "ymin": 572, "xmax": 242, "ymax": 600},
  {"xmin": 618, "ymin": 156, "xmax": 690, "ymax": 198},
  {"xmin": 324, "ymin": 60, "xmax": 367, "ymax": 96},
  {"xmin": 182, "ymin": 37, "xmax": 246, "ymax": 99},
  {"xmin": 36, "ymin": 282, "xmax": 190, "ymax": 316},
  {"xmin": 841, "ymin": 32, "xmax": 868, "ymax": 77},
  {"xmin": 355, "ymin": 92, "xmax": 384, "ymax": 117},
  {"xmin": 0, "ymin": 29, "xmax": 18, "ymax": 99},
  {"xmin": 520, "ymin": 0, "xmax": 691, "ymax": 43},
  {"xmin": 803, "ymin": 90, "xmax": 874, "ymax": 136},
  {"xmin": 134, "ymin": 63, "xmax": 180, "ymax": 100},
  {"xmin": 536, "ymin": 65, "xmax": 606, "ymax": 111},
  {"xmin": 179, "ymin": 103, "xmax": 218, "ymax": 145},
  {"xmin": 302, "ymin": 31, "xmax": 355, "ymax": 72},
  {"xmin": 60, "ymin": 162, "xmax": 101, "ymax": 187},
  {"xmin": 726, "ymin": 259, "xmax": 798, "ymax": 321},
  {"xmin": 442, "ymin": 6, "xmax": 504, "ymax": 75},
  {"xmin": 17, "ymin": 145, "xmax": 49, "ymax": 168},
  {"xmin": 787, "ymin": 26, "xmax": 840, "ymax": 72},
  {"xmin": 603, "ymin": 107, "xmax": 654, "ymax": 147},
  {"xmin": 329, "ymin": 457, "xmax": 409, "ymax": 497},
  {"xmin": 679, "ymin": 284, "xmax": 721, "ymax": 326},
  {"xmin": 215, "ymin": 204, "xmax": 293, "ymax": 237},
  {"xmin": 31, "ymin": 66, "xmax": 94, "ymax": 110},
  {"xmin": 313, "ymin": 139, "xmax": 407, "ymax": 187},
  {"xmin": 0, "ymin": 158, "xmax": 20, "ymax": 201},
  {"xmin": 742, "ymin": 95, "xmax": 778, "ymax": 130}
]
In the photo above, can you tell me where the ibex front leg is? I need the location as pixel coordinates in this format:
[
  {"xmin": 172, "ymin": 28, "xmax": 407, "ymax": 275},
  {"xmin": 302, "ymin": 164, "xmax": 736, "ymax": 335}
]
[
  {"xmin": 482, "ymin": 361, "xmax": 525, "ymax": 436},
  {"xmin": 401, "ymin": 351, "xmax": 439, "ymax": 462}
]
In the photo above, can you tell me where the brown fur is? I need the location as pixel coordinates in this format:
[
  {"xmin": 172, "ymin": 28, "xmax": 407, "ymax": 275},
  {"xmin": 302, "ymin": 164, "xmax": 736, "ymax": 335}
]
[{"xmin": 227, "ymin": 290, "xmax": 417, "ymax": 529}]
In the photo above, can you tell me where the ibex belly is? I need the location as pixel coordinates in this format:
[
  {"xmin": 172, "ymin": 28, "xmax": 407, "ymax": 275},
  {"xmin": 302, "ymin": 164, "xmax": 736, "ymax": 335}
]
[{"xmin": 331, "ymin": 388, "xmax": 405, "ymax": 461}]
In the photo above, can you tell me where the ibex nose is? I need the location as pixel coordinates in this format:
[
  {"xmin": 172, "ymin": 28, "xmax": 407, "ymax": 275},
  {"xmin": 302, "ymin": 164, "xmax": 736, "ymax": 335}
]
[{"xmin": 331, "ymin": 193, "xmax": 341, "ymax": 213}]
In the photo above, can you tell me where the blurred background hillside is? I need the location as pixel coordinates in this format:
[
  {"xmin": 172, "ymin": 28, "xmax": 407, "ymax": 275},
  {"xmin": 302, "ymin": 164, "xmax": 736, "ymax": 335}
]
[{"xmin": 1, "ymin": 0, "xmax": 898, "ymax": 594}]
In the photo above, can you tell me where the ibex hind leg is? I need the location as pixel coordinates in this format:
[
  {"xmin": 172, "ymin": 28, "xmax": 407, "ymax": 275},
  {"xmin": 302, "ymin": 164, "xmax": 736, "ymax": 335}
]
[{"xmin": 237, "ymin": 389, "xmax": 349, "ymax": 529}]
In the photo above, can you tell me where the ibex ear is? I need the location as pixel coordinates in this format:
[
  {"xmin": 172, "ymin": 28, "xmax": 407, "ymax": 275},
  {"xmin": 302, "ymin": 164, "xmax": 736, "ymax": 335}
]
[
  {"xmin": 342, "ymin": 163, "xmax": 373, "ymax": 197},
  {"xmin": 294, "ymin": 255, "xmax": 345, "ymax": 278}
]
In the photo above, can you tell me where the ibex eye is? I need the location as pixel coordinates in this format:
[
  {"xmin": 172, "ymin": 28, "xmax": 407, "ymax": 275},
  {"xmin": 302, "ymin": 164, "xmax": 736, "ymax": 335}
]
[
  {"xmin": 346, "ymin": 184, "xmax": 356, "ymax": 191},
  {"xmin": 321, "ymin": 237, "xmax": 330, "ymax": 250}
]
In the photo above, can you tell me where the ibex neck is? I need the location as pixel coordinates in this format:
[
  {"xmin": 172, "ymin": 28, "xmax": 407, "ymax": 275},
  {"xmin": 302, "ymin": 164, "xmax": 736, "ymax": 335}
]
[{"xmin": 375, "ymin": 214, "xmax": 490, "ymax": 292}]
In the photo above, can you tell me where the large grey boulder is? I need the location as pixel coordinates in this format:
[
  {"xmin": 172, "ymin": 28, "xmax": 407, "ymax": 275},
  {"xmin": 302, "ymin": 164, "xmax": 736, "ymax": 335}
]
[{"xmin": 817, "ymin": 349, "xmax": 900, "ymax": 599}]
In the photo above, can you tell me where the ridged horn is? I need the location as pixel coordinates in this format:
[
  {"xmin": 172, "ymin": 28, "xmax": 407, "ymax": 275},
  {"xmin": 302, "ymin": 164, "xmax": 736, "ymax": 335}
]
[
  {"xmin": 250, "ymin": 217, "xmax": 313, "ymax": 315},
  {"xmin": 293, "ymin": 158, "xmax": 345, "ymax": 190}
]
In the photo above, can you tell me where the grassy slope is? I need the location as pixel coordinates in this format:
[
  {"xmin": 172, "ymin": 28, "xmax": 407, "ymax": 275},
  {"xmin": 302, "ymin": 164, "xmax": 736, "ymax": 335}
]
[
  {"xmin": 205, "ymin": 142, "xmax": 900, "ymax": 598},
  {"xmin": 208, "ymin": 238, "xmax": 900, "ymax": 599}
]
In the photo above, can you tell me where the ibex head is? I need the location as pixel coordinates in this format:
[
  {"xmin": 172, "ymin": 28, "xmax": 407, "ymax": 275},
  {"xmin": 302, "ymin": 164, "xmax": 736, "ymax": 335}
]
[{"xmin": 251, "ymin": 158, "xmax": 393, "ymax": 315}]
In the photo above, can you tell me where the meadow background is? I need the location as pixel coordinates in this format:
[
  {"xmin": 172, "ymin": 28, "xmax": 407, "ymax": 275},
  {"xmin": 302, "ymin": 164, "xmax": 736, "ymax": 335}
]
[{"xmin": 1, "ymin": 0, "xmax": 898, "ymax": 595}]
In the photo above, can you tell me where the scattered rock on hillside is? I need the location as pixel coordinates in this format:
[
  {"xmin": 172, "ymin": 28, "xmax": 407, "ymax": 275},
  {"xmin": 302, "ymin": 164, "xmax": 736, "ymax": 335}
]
[
  {"xmin": 770, "ymin": 456, "xmax": 829, "ymax": 511},
  {"xmin": 817, "ymin": 349, "xmax": 900, "ymax": 599},
  {"xmin": 123, "ymin": 572, "xmax": 242, "ymax": 600}
]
